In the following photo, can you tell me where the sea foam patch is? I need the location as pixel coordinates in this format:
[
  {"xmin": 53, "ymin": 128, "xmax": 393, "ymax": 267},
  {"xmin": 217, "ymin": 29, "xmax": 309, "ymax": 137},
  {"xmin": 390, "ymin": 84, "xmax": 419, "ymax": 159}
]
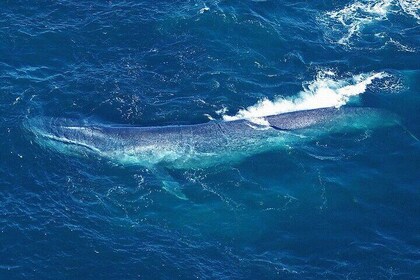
[
  {"xmin": 398, "ymin": 0, "xmax": 420, "ymax": 21},
  {"xmin": 325, "ymin": 0, "xmax": 392, "ymax": 45},
  {"xmin": 321, "ymin": 0, "xmax": 419, "ymax": 47},
  {"xmin": 222, "ymin": 71, "xmax": 388, "ymax": 122}
]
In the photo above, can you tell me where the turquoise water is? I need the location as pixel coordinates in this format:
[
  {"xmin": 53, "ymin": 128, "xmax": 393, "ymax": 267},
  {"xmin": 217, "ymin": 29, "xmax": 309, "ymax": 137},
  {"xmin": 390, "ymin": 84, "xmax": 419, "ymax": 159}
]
[{"xmin": 1, "ymin": 0, "xmax": 419, "ymax": 279}]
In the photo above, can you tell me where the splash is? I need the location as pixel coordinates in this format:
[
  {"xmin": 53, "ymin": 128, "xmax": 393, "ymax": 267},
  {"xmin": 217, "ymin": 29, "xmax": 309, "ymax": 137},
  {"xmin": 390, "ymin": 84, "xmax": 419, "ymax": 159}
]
[{"xmin": 222, "ymin": 71, "xmax": 388, "ymax": 121}]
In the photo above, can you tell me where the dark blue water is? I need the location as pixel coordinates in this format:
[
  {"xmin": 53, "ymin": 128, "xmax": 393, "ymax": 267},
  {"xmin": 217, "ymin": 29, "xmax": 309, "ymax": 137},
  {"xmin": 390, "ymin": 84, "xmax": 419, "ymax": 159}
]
[{"xmin": 1, "ymin": 0, "xmax": 419, "ymax": 279}]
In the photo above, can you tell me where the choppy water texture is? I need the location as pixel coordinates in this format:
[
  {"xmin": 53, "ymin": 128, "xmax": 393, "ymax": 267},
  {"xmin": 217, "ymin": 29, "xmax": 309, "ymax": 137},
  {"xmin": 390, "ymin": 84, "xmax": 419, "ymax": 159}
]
[{"xmin": 1, "ymin": 0, "xmax": 419, "ymax": 279}]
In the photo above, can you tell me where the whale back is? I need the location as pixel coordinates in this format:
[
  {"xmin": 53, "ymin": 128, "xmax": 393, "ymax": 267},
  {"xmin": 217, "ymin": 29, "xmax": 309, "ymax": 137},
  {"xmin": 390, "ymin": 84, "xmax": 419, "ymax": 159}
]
[{"xmin": 264, "ymin": 107, "xmax": 391, "ymax": 131}]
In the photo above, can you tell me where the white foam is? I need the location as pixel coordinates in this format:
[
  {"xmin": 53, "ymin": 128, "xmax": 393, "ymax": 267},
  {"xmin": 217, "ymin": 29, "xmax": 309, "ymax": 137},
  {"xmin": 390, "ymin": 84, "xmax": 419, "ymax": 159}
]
[
  {"xmin": 215, "ymin": 106, "xmax": 228, "ymax": 115},
  {"xmin": 222, "ymin": 71, "xmax": 388, "ymax": 121},
  {"xmin": 323, "ymin": 0, "xmax": 420, "ymax": 46},
  {"xmin": 398, "ymin": 0, "xmax": 420, "ymax": 21},
  {"xmin": 199, "ymin": 6, "xmax": 210, "ymax": 14},
  {"xmin": 247, "ymin": 117, "xmax": 270, "ymax": 127},
  {"xmin": 203, "ymin": 114, "xmax": 215, "ymax": 120},
  {"xmin": 325, "ymin": 0, "xmax": 393, "ymax": 45},
  {"xmin": 387, "ymin": 38, "xmax": 416, "ymax": 52}
]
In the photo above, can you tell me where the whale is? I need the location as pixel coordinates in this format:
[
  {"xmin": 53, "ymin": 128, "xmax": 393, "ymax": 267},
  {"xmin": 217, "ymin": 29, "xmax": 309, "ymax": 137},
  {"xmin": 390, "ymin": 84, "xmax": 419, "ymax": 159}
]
[{"xmin": 25, "ymin": 107, "xmax": 396, "ymax": 199}]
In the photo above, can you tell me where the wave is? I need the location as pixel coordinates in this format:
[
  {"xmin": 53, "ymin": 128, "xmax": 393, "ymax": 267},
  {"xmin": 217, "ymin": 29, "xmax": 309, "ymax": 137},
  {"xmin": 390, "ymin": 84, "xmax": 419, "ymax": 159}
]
[{"xmin": 222, "ymin": 71, "xmax": 388, "ymax": 122}]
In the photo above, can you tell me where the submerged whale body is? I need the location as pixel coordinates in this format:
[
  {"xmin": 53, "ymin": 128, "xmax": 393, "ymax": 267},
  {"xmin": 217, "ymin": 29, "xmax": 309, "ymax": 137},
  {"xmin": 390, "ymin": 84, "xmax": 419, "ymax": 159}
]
[{"xmin": 26, "ymin": 107, "xmax": 395, "ymax": 199}]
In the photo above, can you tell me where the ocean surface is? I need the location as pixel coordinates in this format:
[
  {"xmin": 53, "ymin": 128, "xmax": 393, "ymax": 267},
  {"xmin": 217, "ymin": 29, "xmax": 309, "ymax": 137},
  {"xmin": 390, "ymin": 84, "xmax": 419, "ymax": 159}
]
[{"xmin": 1, "ymin": 0, "xmax": 419, "ymax": 279}]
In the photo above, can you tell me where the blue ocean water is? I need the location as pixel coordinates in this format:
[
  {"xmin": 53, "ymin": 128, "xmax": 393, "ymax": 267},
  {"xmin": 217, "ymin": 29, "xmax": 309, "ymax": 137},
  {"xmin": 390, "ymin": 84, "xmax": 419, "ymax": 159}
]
[{"xmin": 1, "ymin": 0, "xmax": 419, "ymax": 279}]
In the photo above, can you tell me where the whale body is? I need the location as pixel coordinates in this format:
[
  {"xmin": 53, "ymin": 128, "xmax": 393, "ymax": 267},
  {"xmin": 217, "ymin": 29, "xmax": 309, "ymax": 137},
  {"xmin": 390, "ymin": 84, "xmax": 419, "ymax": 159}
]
[
  {"xmin": 26, "ymin": 107, "xmax": 396, "ymax": 199},
  {"xmin": 27, "ymin": 107, "xmax": 395, "ymax": 168}
]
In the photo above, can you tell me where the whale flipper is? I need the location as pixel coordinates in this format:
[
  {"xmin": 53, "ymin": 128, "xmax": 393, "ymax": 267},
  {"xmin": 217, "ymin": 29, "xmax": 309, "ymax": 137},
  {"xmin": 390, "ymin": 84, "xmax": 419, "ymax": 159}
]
[
  {"xmin": 162, "ymin": 180, "xmax": 188, "ymax": 200},
  {"xmin": 152, "ymin": 166, "xmax": 188, "ymax": 200}
]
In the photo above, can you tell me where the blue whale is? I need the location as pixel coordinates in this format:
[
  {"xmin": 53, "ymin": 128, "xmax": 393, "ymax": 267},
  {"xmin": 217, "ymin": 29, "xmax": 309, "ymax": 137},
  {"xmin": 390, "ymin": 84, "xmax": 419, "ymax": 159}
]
[{"xmin": 26, "ymin": 107, "xmax": 396, "ymax": 199}]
